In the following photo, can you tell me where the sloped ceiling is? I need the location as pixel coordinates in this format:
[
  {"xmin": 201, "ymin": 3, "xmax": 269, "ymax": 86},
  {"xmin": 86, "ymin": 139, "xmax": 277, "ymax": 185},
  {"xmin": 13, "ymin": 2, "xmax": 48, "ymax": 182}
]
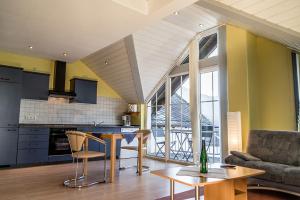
[
  {"xmin": 215, "ymin": 0, "xmax": 300, "ymax": 34},
  {"xmin": 164, "ymin": 4, "xmax": 219, "ymax": 33},
  {"xmin": 196, "ymin": 0, "xmax": 300, "ymax": 51},
  {"xmin": 82, "ymin": 37, "xmax": 143, "ymax": 103},
  {"xmin": 133, "ymin": 20, "xmax": 195, "ymax": 99},
  {"xmin": 83, "ymin": 1, "xmax": 300, "ymax": 103}
]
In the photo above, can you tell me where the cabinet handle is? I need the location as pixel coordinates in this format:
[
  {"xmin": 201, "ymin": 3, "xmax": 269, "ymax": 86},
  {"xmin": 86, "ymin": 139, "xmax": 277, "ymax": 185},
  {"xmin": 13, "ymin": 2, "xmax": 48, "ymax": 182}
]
[
  {"xmin": 0, "ymin": 77, "xmax": 10, "ymax": 81},
  {"xmin": 7, "ymin": 129, "xmax": 17, "ymax": 132}
]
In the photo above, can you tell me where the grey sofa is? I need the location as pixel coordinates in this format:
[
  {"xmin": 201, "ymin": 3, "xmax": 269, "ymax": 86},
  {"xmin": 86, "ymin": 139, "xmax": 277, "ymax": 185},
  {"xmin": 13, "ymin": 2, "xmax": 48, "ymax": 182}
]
[{"xmin": 225, "ymin": 130, "xmax": 300, "ymax": 196}]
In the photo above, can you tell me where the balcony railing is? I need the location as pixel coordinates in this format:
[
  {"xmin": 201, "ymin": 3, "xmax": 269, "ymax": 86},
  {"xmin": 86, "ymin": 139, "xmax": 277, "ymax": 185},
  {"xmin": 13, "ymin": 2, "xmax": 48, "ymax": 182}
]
[{"xmin": 148, "ymin": 128, "xmax": 221, "ymax": 163}]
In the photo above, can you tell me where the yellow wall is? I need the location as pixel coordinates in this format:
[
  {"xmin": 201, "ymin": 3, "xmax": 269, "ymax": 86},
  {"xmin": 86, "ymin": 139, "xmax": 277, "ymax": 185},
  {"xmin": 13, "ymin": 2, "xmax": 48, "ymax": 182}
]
[
  {"xmin": 0, "ymin": 50, "xmax": 121, "ymax": 98},
  {"xmin": 65, "ymin": 60, "xmax": 120, "ymax": 98},
  {"xmin": 254, "ymin": 38, "xmax": 295, "ymax": 130},
  {"xmin": 226, "ymin": 25, "xmax": 296, "ymax": 151}
]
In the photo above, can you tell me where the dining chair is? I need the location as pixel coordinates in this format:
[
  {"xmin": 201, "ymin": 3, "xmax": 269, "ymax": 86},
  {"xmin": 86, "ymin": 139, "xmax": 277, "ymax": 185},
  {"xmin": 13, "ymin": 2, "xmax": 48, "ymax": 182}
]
[
  {"xmin": 64, "ymin": 131, "xmax": 106, "ymax": 188},
  {"xmin": 119, "ymin": 129, "xmax": 151, "ymax": 173}
]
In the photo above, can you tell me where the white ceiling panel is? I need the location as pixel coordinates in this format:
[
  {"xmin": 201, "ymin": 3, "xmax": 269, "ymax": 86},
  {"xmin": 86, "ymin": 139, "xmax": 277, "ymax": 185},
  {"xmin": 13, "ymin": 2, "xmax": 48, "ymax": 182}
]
[
  {"xmin": 82, "ymin": 37, "xmax": 143, "ymax": 103},
  {"xmin": 215, "ymin": 0, "xmax": 300, "ymax": 33},
  {"xmin": 85, "ymin": 0, "xmax": 300, "ymax": 103},
  {"xmin": 196, "ymin": 0, "xmax": 300, "ymax": 51},
  {"xmin": 133, "ymin": 20, "xmax": 194, "ymax": 99},
  {"xmin": 164, "ymin": 4, "xmax": 219, "ymax": 33}
]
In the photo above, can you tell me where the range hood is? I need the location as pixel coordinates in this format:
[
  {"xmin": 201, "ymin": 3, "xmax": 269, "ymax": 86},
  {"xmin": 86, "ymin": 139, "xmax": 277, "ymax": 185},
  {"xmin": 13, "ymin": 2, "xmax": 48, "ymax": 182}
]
[{"xmin": 48, "ymin": 61, "xmax": 76, "ymax": 98}]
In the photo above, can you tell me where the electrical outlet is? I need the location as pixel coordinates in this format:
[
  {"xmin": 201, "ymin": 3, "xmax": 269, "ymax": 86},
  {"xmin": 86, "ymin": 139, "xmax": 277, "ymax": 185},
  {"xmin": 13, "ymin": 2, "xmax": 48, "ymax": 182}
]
[{"xmin": 25, "ymin": 113, "xmax": 35, "ymax": 120}]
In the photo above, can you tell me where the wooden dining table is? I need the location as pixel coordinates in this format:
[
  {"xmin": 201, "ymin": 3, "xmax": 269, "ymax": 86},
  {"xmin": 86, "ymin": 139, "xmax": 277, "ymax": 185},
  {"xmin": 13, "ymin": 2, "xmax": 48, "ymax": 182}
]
[{"xmin": 98, "ymin": 132, "xmax": 144, "ymax": 183}]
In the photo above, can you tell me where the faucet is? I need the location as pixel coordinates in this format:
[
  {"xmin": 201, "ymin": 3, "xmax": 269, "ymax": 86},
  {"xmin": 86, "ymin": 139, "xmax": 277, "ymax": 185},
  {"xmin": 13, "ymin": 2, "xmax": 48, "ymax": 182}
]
[
  {"xmin": 97, "ymin": 121, "xmax": 104, "ymax": 127},
  {"xmin": 92, "ymin": 121, "xmax": 104, "ymax": 127}
]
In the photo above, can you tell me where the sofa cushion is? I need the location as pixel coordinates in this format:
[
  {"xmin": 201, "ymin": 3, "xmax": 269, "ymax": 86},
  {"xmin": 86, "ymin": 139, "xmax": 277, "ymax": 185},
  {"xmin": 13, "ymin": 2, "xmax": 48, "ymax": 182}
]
[
  {"xmin": 225, "ymin": 154, "xmax": 247, "ymax": 166},
  {"xmin": 225, "ymin": 155, "xmax": 289, "ymax": 183},
  {"xmin": 245, "ymin": 161, "xmax": 289, "ymax": 183},
  {"xmin": 283, "ymin": 167, "xmax": 300, "ymax": 187},
  {"xmin": 230, "ymin": 151, "xmax": 261, "ymax": 161},
  {"xmin": 247, "ymin": 130, "xmax": 300, "ymax": 166}
]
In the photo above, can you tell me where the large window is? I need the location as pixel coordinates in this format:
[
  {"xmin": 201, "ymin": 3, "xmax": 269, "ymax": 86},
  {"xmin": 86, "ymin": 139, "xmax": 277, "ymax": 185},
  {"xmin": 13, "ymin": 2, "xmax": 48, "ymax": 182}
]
[
  {"xmin": 181, "ymin": 33, "xmax": 218, "ymax": 64},
  {"xmin": 170, "ymin": 75, "xmax": 192, "ymax": 162},
  {"xmin": 147, "ymin": 84, "xmax": 166, "ymax": 157},
  {"xmin": 146, "ymin": 32, "xmax": 221, "ymax": 163},
  {"xmin": 200, "ymin": 70, "xmax": 220, "ymax": 163}
]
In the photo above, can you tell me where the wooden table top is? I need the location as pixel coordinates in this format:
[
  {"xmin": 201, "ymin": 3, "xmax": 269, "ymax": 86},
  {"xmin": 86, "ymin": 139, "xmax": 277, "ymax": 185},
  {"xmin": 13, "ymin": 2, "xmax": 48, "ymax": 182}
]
[
  {"xmin": 91, "ymin": 132, "xmax": 143, "ymax": 140},
  {"xmin": 151, "ymin": 165, "xmax": 265, "ymax": 187}
]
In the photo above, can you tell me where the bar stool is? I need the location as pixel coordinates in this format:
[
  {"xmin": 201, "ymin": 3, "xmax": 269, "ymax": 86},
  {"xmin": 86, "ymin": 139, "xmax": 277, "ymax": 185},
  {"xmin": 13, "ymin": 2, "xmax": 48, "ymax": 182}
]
[
  {"xmin": 119, "ymin": 129, "xmax": 151, "ymax": 173},
  {"xmin": 64, "ymin": 131, "xmax": 107, "ymax": 188}
]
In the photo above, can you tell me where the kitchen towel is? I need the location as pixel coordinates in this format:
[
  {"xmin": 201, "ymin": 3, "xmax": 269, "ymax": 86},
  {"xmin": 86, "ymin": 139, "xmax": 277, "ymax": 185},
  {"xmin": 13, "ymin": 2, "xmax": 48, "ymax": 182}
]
[{"xmin": 123, "ymin": 132, "xmax": 136, "ymax": 144}]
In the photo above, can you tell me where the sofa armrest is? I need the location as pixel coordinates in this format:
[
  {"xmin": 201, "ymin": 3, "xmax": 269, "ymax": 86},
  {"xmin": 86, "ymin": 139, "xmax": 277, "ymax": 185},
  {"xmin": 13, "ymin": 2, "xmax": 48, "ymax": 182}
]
[{"xmin": 230, "ymin": 151, "xmax": 261, "ymax": 161}]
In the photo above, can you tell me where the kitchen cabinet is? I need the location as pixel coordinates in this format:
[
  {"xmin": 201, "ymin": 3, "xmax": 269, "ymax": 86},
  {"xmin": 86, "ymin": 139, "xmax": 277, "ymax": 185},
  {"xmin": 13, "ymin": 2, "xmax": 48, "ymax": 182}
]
[
  {"xmin": 22, "ymin": 71, "xmax": 50, "ymax": 100},
  {"xmin": 17, "ymin": 128, "xmax": 49, "ymax": 165},
  {"xmin": 0, "ymin": 66, "xmax": 22, "ymax": 166},
  {"xmin": 77, "ymin": 127, "xmax": 101, "ymax": 152},
  {"xmin": 94, "ymin": 127, "xmax": 121, "ymax": 158},
  {"xmin": 78, "ymin": 127, "xmax": 122, "ymax": 158},
  {"xmin": 17, "ymin": 149, "xmax": 49, "ymax": 164},
  {"xmin": 0, "ymin": 128, "xmax": 18, "ymax": 166},
  {"xmin": 0, "ymin": 66, "xmax": 22, "ymax": 128},
  {"xmin": 0, "ymin": 82, "xmax": 22, "ymax": 127},
  {"xmin": 70, "ymin": 78, "xmax": 97, "ymax": 104},
  {"xmin": 0, "ymin": 65, "xmax": 22, "ymax": 83}
]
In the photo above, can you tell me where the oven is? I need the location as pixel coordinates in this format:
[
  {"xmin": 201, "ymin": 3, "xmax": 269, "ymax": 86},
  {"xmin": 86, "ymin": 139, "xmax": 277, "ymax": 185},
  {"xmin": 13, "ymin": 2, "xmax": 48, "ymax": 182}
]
[{"xmin": 48, "ymin": 128, "xmax": 77, "ymax": 156}]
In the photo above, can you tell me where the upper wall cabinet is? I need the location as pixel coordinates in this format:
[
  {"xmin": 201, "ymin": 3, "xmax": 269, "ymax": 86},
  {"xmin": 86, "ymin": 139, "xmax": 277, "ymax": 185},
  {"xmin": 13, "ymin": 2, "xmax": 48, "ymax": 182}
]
[
  {"xmin": 0, "ymin": 65, "xmax": 22, "ymax": 84},
  {"xmin": 22, "ymin": 71, "xmax": 50, "ymax": 100},
  {"xmin": 70, "ymin": 78, "xmax": 97, "ymax": 104}
]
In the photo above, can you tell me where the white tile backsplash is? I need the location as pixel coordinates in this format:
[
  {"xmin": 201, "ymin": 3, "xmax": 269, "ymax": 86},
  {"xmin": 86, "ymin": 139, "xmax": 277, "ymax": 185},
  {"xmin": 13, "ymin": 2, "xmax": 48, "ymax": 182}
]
[{"xmin": 19, "ymin": 97, "xmax": 127, "ymax": 125}]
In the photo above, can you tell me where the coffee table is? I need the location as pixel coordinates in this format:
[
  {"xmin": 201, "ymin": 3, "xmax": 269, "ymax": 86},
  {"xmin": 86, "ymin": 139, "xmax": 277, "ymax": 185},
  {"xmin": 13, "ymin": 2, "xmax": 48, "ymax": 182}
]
[{"xmin": 151, "ymin": 165, "xmax": 264, "ymax": 200}]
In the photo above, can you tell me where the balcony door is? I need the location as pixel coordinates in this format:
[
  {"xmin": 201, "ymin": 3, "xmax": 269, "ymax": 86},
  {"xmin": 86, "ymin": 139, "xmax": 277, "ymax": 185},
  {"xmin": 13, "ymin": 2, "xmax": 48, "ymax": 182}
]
[
  {"xmin": 169, "ymin": 74, "xmax": 192, "ymax": 162},
  {"xmin": 200, "ymin": 68, "xmax": 221, "ymax": 163}
]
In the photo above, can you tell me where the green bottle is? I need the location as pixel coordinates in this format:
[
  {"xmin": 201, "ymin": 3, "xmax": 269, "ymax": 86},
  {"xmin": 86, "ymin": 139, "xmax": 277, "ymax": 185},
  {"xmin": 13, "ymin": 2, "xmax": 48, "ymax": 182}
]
[{"xmin": 200, "ymin": 140, "xmax": 208, "ymax": 173}]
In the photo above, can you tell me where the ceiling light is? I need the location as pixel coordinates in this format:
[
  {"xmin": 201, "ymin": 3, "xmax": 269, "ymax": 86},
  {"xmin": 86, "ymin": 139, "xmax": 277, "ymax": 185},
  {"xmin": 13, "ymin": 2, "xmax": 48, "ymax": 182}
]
[
  {"xmin": 104, "ymin": 59, "xmax": 109, "ymax": 65},
  {"xmin": 28, "ymin": 45, "xmax": 33, "ymax": 49},
  {"xmin": 63, "ymin": 52, "xmax": 68, "ymax": 57},
  {"xmin": 173, "ymin": 11, "xmax": 179, "ymax": 15},
  {"xmin": 199, "ymin": 24, "xmax": 204, "ymax": 28}
]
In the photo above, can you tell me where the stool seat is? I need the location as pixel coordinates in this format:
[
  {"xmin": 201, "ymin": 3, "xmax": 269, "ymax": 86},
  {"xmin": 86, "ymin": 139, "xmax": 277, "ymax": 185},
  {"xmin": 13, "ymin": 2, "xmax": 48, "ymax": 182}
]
[{"xmin": 73, "ymin": 151, "xmax": 106, "ymax": 159}]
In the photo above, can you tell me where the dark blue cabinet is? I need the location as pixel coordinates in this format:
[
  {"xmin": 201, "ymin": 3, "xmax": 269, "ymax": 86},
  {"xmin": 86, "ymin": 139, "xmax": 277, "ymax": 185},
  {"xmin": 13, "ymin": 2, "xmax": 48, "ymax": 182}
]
[
  {"xmin": 17, "ymin": 149, "xmax": 48, "ymax": 164},
  {"xmin": 0, "ymin": 66, "xmax": 22, "ymax": 128},
  {"xmin": 70, "ymin": 78, "xmax": 97, "ymax": 104},
  {"xmin": 93, "ymin": 127, "xmax": 121, "ymax": 158},
  {"xmin": 22, "ymin": 71, "xmax": 49, "ymax": 100},
  {"xmin": 78, "ymin": 127, "xmax": 121, "ymax": 158},
  {"xmin": 0, "ymin": 82, "xmax": 21, "ymax": 127},
  {"xmin": 77, "ymin": 127, "xmax": 102, "ymax": 152},
  {"xmin": 0, "ymin": 128, "xmax": 18, "ymax": 166},
  {"xmin": 0, "ymin": 66, "xmax": 22, "ymax": 166},
  {"xmin": 0, "ymin": 65, "xmax": 22, "ymax": 84},
  {"xmin": 17, "ymin": 128, "xmax": 49, "ymax": 165}
]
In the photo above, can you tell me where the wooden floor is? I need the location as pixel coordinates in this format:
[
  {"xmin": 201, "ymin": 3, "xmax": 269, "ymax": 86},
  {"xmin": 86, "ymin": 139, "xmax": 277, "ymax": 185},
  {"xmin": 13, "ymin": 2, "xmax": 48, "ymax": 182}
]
[{"xmin": 0, "ymin": 159, "xmax": 298, "ymax": 200}]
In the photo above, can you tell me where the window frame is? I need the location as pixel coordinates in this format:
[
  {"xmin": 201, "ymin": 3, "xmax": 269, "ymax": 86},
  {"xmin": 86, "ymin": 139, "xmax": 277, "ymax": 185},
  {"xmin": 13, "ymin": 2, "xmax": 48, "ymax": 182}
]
[{"xmin": 145, "ymin": 27, "xmax": 227, "ymax": 162}]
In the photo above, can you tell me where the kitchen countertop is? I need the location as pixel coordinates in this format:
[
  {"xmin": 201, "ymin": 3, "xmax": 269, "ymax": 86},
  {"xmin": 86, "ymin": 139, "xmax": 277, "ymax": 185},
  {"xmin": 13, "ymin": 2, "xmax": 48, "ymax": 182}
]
[{"xmin": 19, "ymin": 123, "xmax": 140, "ymax": 128}]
